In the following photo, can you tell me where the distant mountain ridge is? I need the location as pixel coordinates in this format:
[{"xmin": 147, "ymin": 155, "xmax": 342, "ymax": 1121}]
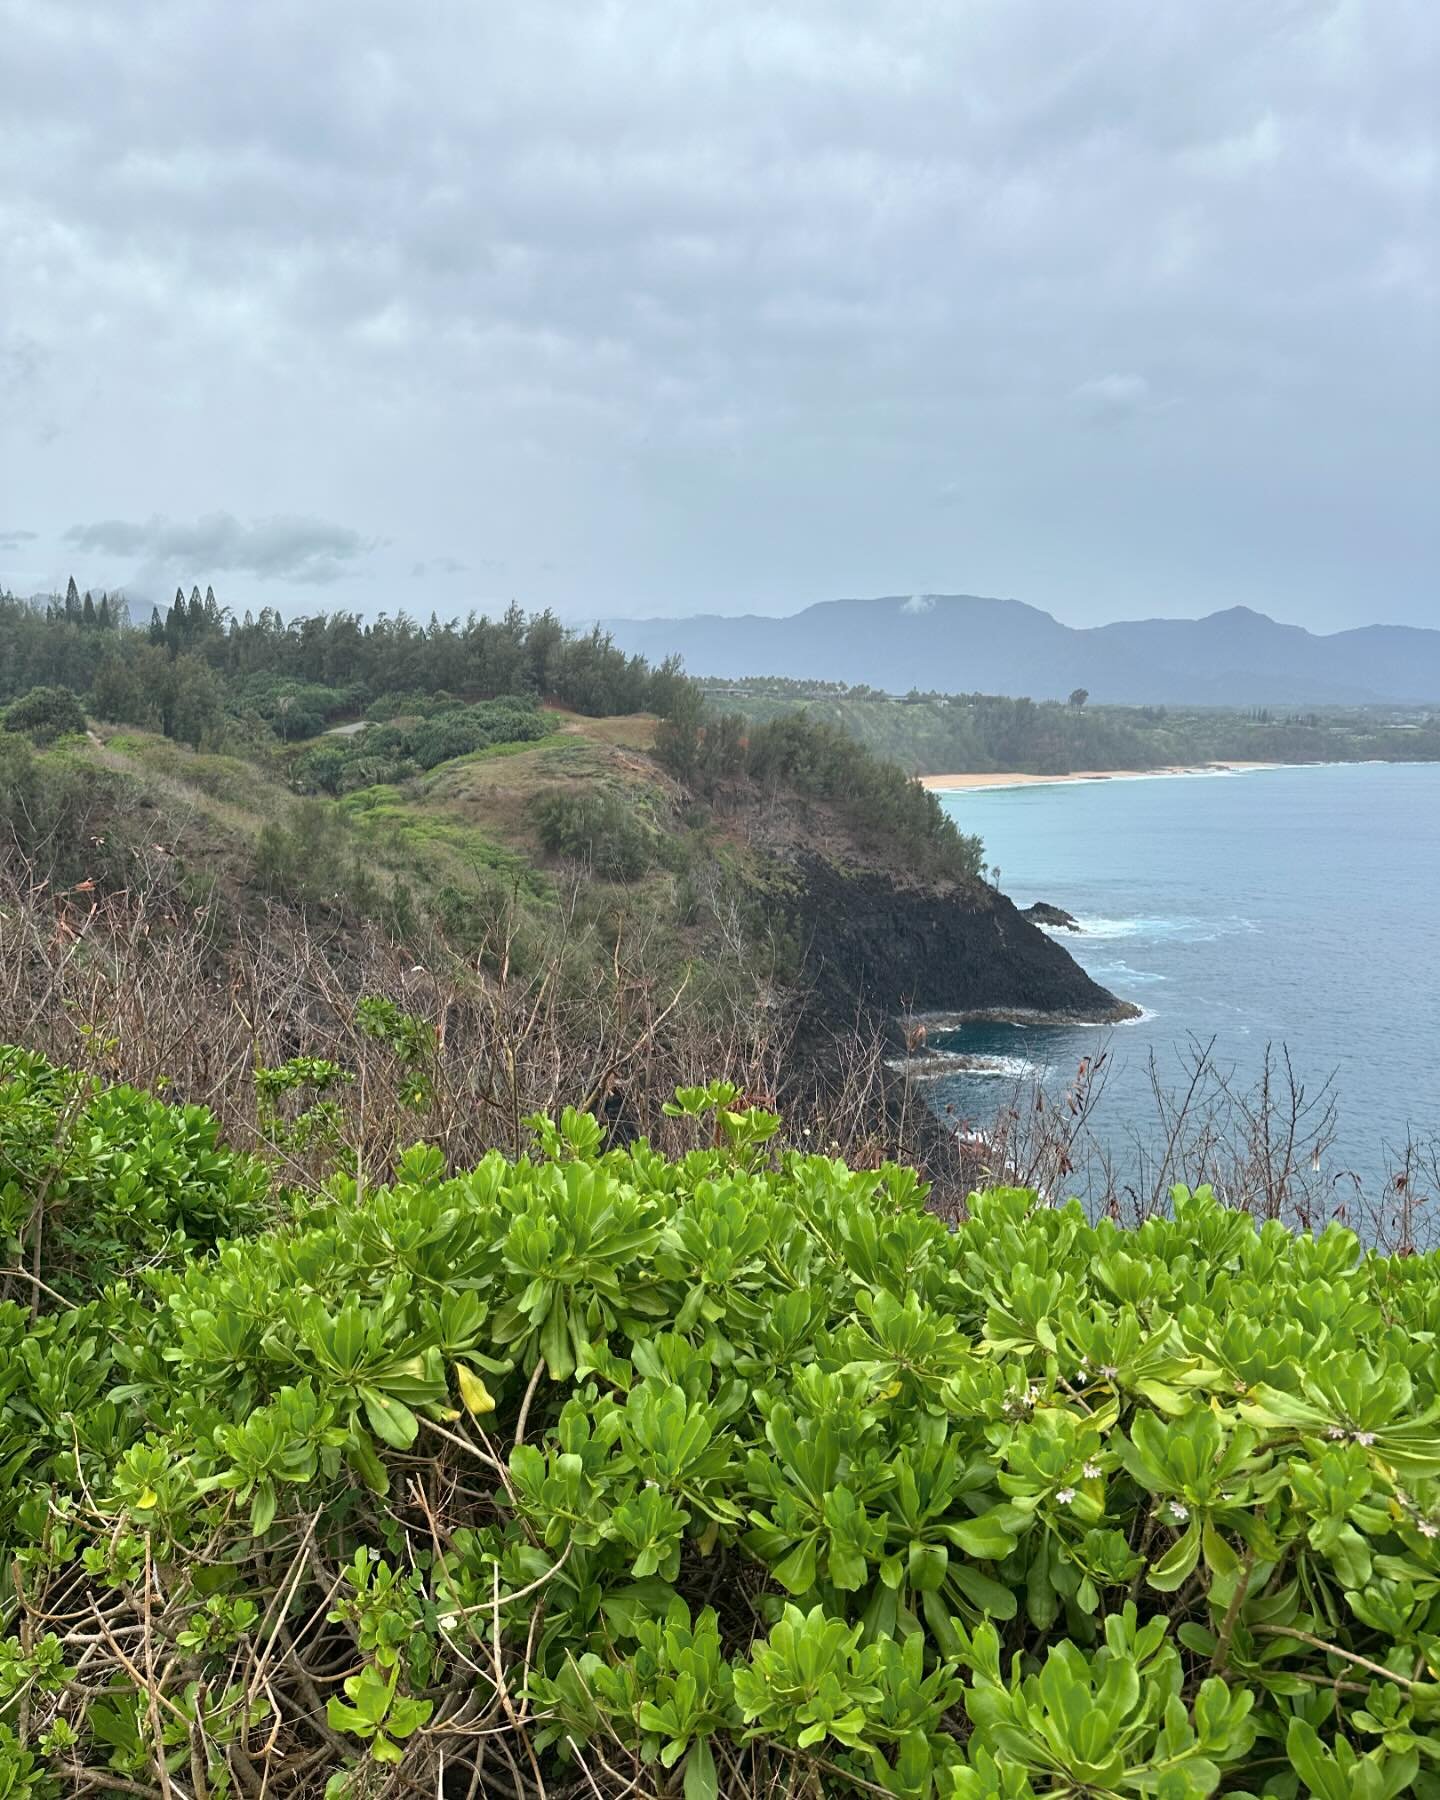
[{"xmin": 605, "ymin": 596, "xmax": 1440, "ymax": 705}]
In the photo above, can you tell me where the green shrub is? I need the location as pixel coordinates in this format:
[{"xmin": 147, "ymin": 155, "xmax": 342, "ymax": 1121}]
[
  {"xmin": 365, "ymin": 689, "xmax": 466, "ymax": 722},
  {"xmin": 1, "ymin": 686, "xmax": 87, "ymax": 745},
  {"xmin": 291, "ymin": 696, "xmax": 552, "ymax": 793},
  {"xmin": 0, "ymin": 1058, "xmax": 1436, "ymax": 1795},
  {"xmin": 659, "ymin": 707, "xmax": 985, "ymax": 882},
  {"xmin": 532, "ymin": 786, "xmax": 659, "ymax": 880},
  {"xmin": 0, "ymin": 1045, "xmax": 269, "ymax": 1300},
  {"xmin": 0, "ymin": 735, "xmax": 140, "ymax": 891}
]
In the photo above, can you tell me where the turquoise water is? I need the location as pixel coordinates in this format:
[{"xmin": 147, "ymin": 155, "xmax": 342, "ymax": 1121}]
[{"xmin": 934, "ymin": 763, "xmax": 1440, "ymax": 1192}]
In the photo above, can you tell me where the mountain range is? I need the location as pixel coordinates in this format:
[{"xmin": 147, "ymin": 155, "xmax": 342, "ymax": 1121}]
[{"xmin": 605, "ymin": 595, "xmax": 1440, "ymax": 705}]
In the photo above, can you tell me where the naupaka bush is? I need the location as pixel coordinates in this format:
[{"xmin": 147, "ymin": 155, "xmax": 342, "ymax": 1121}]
[{"xmin": 0, "ymin": 1055, "xmax": 1437, "ymax": 1796}]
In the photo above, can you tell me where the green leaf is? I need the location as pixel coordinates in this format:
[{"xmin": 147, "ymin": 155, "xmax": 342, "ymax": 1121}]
[
  {"xmin": 1148, "ymin": 1519, "xmax": 1202, "ymax": 1593},
  {"xmin": 249, "ymin": 1480, "xmax": 277, "ymax": 1537},
  {"xmin": 540, "ymin": 1298, "xmax": 575, "ymax": 1382},
  {"xmin": 908, "ymin": 1542, "xmax": 948, "ymax": 1593},
  {"xmin": 1286, "ymin": 1719, "xmax": 1346, "ymax": 1800},
  {"xmin": 950, "ymin": 1562, "xmax": 1015, "ymax": 1620},
  {"xmin": 1202, "ymin": 1521, "xmax": 1240, "ymax": 1578},
  {"xmin": 684, "ymin": 1739, "xmax": 718, "ymax": 1800},
  {"xmin": 772, "ymin": 1537, "xmax": 818, "ymax": 1595},
  {"xmin": 347, "ymin": 1429, "xmax": 389, "ymax": 1495},
  {"xmin": 945, "ymin": 1512, "xmax": 1018, "ymax": 1559},
  {"xmin": 361, "ymin": 1388, "xmax": 419, "ymax": 1450}
]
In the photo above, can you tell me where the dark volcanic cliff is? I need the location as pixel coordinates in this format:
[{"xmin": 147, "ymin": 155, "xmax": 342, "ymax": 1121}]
[{"xmin": 767, "ymin": 850, "xmax": 1135, "ymax": 1042}]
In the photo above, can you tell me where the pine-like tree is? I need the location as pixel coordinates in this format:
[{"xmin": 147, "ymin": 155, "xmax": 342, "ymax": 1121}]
[
  {"xmin": 65, "ymin": 576, "xmax": 81, "ymax": 621},
  {"xmin": 82, "ymin": 591, "xmax": 97, "ymax": 627}
]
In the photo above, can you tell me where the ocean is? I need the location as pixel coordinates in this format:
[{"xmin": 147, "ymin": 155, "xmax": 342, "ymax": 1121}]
[{"xmin": 931, "ymin": 762, "xmax": 1440, "ymax": 1207}]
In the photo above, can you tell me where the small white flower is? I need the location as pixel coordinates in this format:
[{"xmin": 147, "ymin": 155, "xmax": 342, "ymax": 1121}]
[
  {"xmin": 1100, "ymin": 1364, "xmax": 1119, "ymax": 1381},
  {"xmin": 1027, "ymin": 1383, "xmax": 1042, "ymax": 1404},
  {"xmin": 1083, "ymin": 1461, "xmax": 1102, "ymax": 1480},
  {"xmin": 1355, "ymin": 1431, "xmax": 1376, "ymax": 1447},
  {"xmin": 1168, "ymin": 1502, "xmax": 1190, "ymax": 1523},
  {"xmin": 1417, "ymin": 1521, "xmax": 1439, "ymax": 1540},
  {"xmin": 1055, "ymin": 1487, "xmax": 1075, "ymax": 1505},
  {"xmin": 439, "ymin": 1614, "xmax": 458, "ymax": 1631},
  {"xmin": 1326, "ymin": 1425, "xmax": 1346, "ymax": 1440}
]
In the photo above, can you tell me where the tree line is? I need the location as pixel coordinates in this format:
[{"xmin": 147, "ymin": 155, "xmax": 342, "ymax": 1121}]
[
  {"xmin": 705, "ymin": 679, "xmax": 1440, "ymax": 774},
  {"xmin": 0, "ymin": 582, "xmax": 692, "ymax": 749}
]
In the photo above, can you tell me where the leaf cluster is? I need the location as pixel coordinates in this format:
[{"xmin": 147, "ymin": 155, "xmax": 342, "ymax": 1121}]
[{"xmin": 0, "ymin": 1052, "xmax": 1437, "ymax": 1796}]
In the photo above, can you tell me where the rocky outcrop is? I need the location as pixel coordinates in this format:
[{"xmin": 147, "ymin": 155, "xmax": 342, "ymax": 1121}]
[
  {"xmin": 767, "ymin": 852, "xmax": 1136, "ymax": 1043},
  {"xmin": 1021, "ymin": 901, "xmax": 1081, "ymax": 931}
]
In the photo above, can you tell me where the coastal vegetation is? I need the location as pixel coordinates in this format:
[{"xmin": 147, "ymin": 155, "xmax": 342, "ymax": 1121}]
[
  {"xmin": 0, "ymin": 585, "xmax": 689, "ymax": 744},
  {"xmin": 700, "ymin": 679, "xmax": 1440, "ymax": 778},
  {"xmin": 0, "ymin": 1053, "xmax": 1436, "ymax": 1796},
  {"xmin": 1, "ymin": 582, "xmax": 1437, "ymax": 1795},
  {"xmin": 0, "ymin": 586, "xmax": 985, "ymax": 984}
]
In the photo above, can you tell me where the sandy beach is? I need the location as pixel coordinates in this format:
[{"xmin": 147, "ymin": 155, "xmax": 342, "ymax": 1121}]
[{"xmin": 919, "ymin": 762, "xmax": 1283, "ymax": 792}]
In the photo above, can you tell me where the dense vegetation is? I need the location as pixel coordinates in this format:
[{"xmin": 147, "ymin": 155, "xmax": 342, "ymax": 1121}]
[
  {"xmin": 0, "ymin": 579, "xmax": 993, "ymax": 972},
  {"xmin": 290, "ymin": 698, "xmax": 556, "ymax": 794},
  {"xmin": 704, "ymin": 680, "xmax": 1440, "ymax": 777},
  {"xmin": 0, "ymin": 583, "xmax": 690, "ymax": 750},
  {"xmin": 0, "ymin": 1052, "xmax": 1435, "ymax": 1797},
  {"xmin": 1, "ymin": 685, "xmax": 89, "ymax": 746},
  {"xmin": 658, "ymin": 703, "xmax": 984, "ymax": 882}
]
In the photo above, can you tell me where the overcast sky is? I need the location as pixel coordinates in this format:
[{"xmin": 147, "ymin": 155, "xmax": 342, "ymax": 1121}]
[{"xmin": 2, "ymin": 0, "xmax": 1435, "ymax": 631}]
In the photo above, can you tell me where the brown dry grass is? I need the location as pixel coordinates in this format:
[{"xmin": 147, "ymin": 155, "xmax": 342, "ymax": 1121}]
[
  {"xmin": 542, "ymin": 706, "xmax": 658, "ymax": 750},
  {"xmin": 0, "ymin": 864, "xmax": 934, "ymax": 1198}
]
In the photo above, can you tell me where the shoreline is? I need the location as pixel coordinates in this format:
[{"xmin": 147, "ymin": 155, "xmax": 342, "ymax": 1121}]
[{"xmin": 920, "ymin": 760, "xmax": 1285, "ymax": 793}]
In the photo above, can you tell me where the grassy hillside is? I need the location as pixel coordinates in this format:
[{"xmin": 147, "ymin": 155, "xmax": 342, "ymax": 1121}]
[
  {"xmin": 0, "ymin": 693, "xmax": 992, "ymax": 1162},
  {"xmin": 0, "ymin": 707, "xmax": 730, "ymax": 970}
]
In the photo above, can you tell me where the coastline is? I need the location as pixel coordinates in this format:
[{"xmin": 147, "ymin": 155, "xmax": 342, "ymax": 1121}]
[{"xmin": 920, "ymin": 760, "xmax": 1285, "ymax": 793}]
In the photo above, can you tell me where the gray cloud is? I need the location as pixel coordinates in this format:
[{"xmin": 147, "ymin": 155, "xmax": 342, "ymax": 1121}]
[
  {"xmin": 0, "ymin": 529, "xmax": 38, "ymax": 551},
  {"xmin": 1070, "ymin": 374, "xmax": 1157, "ymax": 425},
  {"xmin": 410, "ymin": 556, "xmax": 469, "ymax": 578},
  {"xmin": 4, "ymin": 1, "xmax": 1437, "ymax": 628},
  {"xmin": 65, "ymin": 513, "xmax": 372, "ymax": 584}
]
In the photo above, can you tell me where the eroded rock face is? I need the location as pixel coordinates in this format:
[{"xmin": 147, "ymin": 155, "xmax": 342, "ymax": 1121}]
[
  {"xmin": 767, "ymin": 852, "xmax": 1136, "ymax": 1042},
  {"xmin": 1021, "ymin": 901, "xmax": 1081, "ymax": 931}
]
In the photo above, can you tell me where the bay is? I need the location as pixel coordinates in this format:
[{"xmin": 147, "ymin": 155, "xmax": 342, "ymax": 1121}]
[{"xmin": 932, "ymin": 762, "xmax": 1440, "ymax": 1204}]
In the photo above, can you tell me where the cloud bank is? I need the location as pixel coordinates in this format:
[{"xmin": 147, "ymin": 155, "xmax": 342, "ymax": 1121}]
[
  {"xmin": 64, "ymin": 513, "xmax": 372, "ymax": 585},
  {"xmin": 2, "ymin": 0, "xmax": 1435, "ymax": 628}
]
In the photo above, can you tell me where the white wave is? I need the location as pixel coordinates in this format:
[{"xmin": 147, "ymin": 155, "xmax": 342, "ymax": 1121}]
[
  {"xmin": 886, "ymin": 1052, "xmax": 1049, "ymax": 1083},
  {"xmin": 1039, "ymin": 915, "xmax": 1144, "ymax": 939},
  {"xmin": 1042, "ymin": 914, "xmax": 1256, "ymax": 944},
  {"xmin": 1030, "ymin": 1005, "xmax": 1155, "ymax": 1028},
  {"xmin": 962, "ymin": 1054, "xmax": 1051, "ymax": 1080},
  {"xmin": 1083, "ymin": 960, "xmax": 1167, "ymax": 985}
]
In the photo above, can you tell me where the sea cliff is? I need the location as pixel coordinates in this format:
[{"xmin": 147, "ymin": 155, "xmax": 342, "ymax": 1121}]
[{"xmin": 760, "ymin": 848, "xmax": 1136, "ymax": 1046}]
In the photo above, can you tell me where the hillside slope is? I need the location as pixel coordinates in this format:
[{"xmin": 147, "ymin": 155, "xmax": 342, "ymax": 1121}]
[{"xmin": 0, "ymin": 709, "xmax": 1130, "ymax": 1073}]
